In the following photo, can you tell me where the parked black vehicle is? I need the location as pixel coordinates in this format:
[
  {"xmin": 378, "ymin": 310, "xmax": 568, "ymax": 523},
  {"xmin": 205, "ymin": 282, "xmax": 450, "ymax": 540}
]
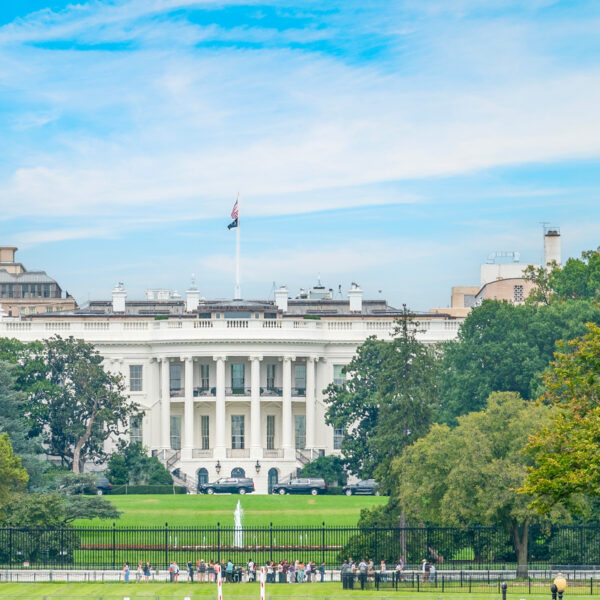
[
  {"xmin": 343, "ymin": 478, "xmax": 379, "ymax": 496},
  {"xmin": 95, "ymin": 477, "xmax": 112, "ymax": 495},
  {"xmin": 199, "ymin": 477, "xmax": 255, "ymax": 495},
  {"xmin": 272, "ymin": 477, "xmax": 327, "ymax": 495}
]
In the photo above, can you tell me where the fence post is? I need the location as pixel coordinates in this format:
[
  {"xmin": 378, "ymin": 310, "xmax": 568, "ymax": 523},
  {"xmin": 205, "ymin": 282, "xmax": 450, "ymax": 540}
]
[
  {"xmin": 374, "ymin": 527, "xmax": 378, "ymax": 563},
  {"xmin": 217, "ymin": 522, "xmax": 221, "ymax": 564},
  {"xmin": 164, "ymin": 522, "xmax": 168, "ymax": 571},
  {"xmin": 469, "ymin": 576, "xmax": 471, "ymax": 593},
  {"xmin": 442, "ymin": 574, "xmax": 444, "ymax": 592},
  {"xmin": 8, "ymin": 528, "xmax": 12, "ymax": 569},
  {"xmin": 528, "ymin": 577, "xmax": 531, "ymax": 594},
  {"xmin": 269, "ymin": 522, "xmax": 273, "ymax": 563},
  {"xmin": 321, "ymin": 522, "xmax": 325, "ymax": 565},
  {"xmin": 417, "ymin": 574, "xmax": 420, "ymax": 592},
  {"xmin": 591, "ymin": 577, "xmax": 593, "ymax": 595},
  {"xmin": 112, "ymin": 522, "xmax": 116, "ymax": 571}
]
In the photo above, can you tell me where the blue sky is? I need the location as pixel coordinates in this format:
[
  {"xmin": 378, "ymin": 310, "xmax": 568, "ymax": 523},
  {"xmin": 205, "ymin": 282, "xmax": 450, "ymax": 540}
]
[{"xmin": 1, "ymin": 1, "xmax": 600, "ymax": 310}]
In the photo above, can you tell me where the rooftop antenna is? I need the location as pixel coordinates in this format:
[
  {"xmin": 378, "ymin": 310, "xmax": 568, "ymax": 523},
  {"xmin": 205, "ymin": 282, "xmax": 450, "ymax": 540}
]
[{"xmin": 338, "ymin": 284, "xmax": 342, "ymax": 298}]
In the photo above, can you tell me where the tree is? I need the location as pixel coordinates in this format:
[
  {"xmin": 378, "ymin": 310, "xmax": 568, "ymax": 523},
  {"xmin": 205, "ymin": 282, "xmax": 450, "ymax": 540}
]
[
  {"xmin": 299, "ymin": 455, "xmax": 347, "ymax": 487},
  {"xmin": 106, "ymin": 441, "xmax": 173, "ymax": 485},
  {"xmin": 26, "ymin": 336, "xmax": 140, "ymax": 472},
  {"xmin": 391, "ymin": 392, "xmax": 553, "ymax": 577},
  {"xmin": 0, "ymin": 360, "xmax": 46, "ymax": 488},
  {"xmin": 0, "ymin": 433, "xmax": 29, "ymax": 520},
  {"xmin": 522, "ymin": 322, "xmax": 600, "ymax": 513},
  {"xmin": 324, "ymin": 308, "xmax": 438, "ymax": 481},
  {"xmin": 438, "ymin": 299, "xmax": 600, "ymax": 424}
]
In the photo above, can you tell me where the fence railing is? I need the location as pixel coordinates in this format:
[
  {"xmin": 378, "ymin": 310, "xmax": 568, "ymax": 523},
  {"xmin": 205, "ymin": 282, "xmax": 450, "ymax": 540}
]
[{"xmin": 2, "ymin": 524, "xmax": 600, "ymax": 572}]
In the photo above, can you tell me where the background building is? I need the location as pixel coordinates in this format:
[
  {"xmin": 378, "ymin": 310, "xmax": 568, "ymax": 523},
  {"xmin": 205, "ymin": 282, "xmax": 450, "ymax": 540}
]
[{"xmin": 0, "ymin": 247, "xmax": 77, "ymax": 317}]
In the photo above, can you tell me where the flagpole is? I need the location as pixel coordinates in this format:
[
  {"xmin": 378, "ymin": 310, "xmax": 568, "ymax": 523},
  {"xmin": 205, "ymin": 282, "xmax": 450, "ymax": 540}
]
[{"xmin": 235, "ymin": 193, "xmax": 241, "ymax": 300}]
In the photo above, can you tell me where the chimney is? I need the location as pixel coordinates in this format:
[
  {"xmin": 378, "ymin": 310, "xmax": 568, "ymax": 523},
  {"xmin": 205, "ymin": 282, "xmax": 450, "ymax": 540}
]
[
  {"xmin": 348, "ymin": 282, "xmax": 363, "ymax": 312},
  {"xmin": 275, "ymin": 285, "xmax": 288, "ymax": 312},
  {"xmin": 544, "ymin": 227, "xmax": 562, "ymax": 268},
  {"xmin": 186, "ymin": 284, "xmax": 200, "ymax": 312},
  {"xmin": 112, "ymin": 282, "xmax": 126, "ymax": 313}
]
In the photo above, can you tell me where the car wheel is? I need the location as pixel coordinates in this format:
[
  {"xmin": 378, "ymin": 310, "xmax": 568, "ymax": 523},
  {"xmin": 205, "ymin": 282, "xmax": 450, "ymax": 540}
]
[
  {"xmin": 239, "ymin": 488, "xmax": 246, "ymax": 495},
  {"xmin": 345, "ymin": 489, "xmax": 353, "ymax": 496},
  {"xmin": 278, "ymin": 488, "xmax": 286, "ymax": 495},
  {"xmin": 96, "ymin": 490, "xmax": 103, "ymax": 496},
  {"xmin": 206, "ymin": 488, "xmax": 215, "ymax": 495},
  {"xmin": 310, "ymin": 488, "xmax": 318, "ymax": 496}
]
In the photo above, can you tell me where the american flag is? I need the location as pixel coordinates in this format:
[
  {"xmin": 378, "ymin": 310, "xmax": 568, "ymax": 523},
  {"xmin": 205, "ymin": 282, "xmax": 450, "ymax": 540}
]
[{"xmin": 231, "ymin": 200, "xmax": 239, "ymax": 220}]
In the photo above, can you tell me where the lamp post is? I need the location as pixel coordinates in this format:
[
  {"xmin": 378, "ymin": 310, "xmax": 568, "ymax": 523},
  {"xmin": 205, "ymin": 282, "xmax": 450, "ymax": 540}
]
[
  {"xmin": 501, "ymin": 582, "xmax": 507, "ymax": 600},
  {"xmin": 553, "ymin": 573, "xmax": 567, "ymax": 600},
  {"xmin": 255, "ymin": 460, "xmax": 261, "ymax": 473},
  {"xmin": 216, "ymin": 460, "xmax": 221, "ymax": 474}
]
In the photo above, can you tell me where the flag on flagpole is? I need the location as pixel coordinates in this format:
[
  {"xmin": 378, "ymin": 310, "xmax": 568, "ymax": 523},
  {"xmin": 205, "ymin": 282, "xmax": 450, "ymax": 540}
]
[{"xmin": 227, "ymin": 199, "xmax": 239, "ymax": 229}]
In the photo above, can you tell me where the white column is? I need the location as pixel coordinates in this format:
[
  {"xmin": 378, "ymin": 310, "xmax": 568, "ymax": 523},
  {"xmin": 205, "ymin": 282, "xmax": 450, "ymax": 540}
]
[
  {"xmin": 149, "ymin": 358, "xmax": 161, "ymax": 449},
  {"xmin": 306, "ymin": 356, "xmax": 316, "ymax": 450},
  {"xmin": 214, "ymin": 356, "xmax": 226, "ymax": 459},
  {"xmin": 160, "ymin": 358, "xmax": 171, "ymax": 450},
  {"xmin": 282, "ymin": 356, "xmax": 293, "ymax": 459},
  {"xmin": 250, "ymin": 356, "xmax": 262, "ymax": 459},
  {"xmin": 182, "ymin": 356, "xmax": 194, "ymax": 460}
]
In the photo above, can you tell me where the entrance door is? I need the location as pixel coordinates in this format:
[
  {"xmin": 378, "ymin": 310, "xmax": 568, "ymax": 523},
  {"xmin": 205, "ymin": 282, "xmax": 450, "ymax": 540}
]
[
  {"xmin": 231, "ymin": 467, "xmax": 245, "ymax": 478},
  {"xmin": 196, "ymin": 468, "xmax": 208, "ymax": 491},
  {"xmin": 268, "ymin": 468, "xmax": 278, "ymax": 494}
]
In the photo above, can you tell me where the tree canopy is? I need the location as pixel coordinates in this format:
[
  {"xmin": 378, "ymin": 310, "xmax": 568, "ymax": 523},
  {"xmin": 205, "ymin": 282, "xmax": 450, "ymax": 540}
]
[
  {"xmin": 106, "ymin": 441, "xmax": 173, "ymax": 485},
  {"xmin": 299, "ymin": 455, "xmax": 347, "ymax": 487},
  {"xmin": 523, "ymin": 322, "xmax": 600, "ymax": 513},
  {"xmin": 324, "ymin": 310, "xmax": 438, "ymax": 482},
  {"xmin": 391, "ymin": 392, "xmax": 553, "ymax": 576},
  {"xmin": 0, "ymin": 433, "xmax": 29, "ymax": 521}
]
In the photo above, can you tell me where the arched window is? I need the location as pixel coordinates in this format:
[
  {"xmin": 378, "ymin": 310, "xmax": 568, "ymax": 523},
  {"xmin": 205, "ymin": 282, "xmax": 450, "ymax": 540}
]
[
  {"xmin": 197, "ymin": 468, "xmax": 209, "ymax": 490},
  {"xmin": 268, "ymin": 467, "xmax": 279, "ymax": 494},
  {"xmin": 231, "ymin": 467, "xmax": 245, "ymax": 478}
]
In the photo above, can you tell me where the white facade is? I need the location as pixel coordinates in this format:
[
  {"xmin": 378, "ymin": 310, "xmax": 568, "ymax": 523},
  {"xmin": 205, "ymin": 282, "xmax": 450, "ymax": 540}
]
[{"xmin": 0, "ymin": 302, "xmax": 463, "ymax": 493}]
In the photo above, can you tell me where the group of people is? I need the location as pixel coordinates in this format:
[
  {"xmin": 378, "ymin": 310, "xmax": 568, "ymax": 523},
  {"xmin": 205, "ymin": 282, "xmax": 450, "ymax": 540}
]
[
  {"xmin": 121, "ymin": 558, "xmax": 327, "ymax": 583},
  {"xmin": 341, "ymin": 557, "xmax": 406, "ymax": 586}
]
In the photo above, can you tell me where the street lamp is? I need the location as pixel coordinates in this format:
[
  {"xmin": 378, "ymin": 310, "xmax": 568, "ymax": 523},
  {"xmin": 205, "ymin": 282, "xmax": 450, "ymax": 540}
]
[
  {"xmin": 215, "ymin": 460, "xmax": 221, "ymax": 474},
  {"xmin": 554, "ymin": 573, "xmax": 567, "ymax": 600},
  {"xmin": 255, "ymin": 460, "xmax": 261, "ymax": 473}
]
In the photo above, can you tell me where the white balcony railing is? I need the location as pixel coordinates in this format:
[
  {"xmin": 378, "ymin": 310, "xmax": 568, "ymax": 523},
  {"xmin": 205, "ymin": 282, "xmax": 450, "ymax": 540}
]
[
  {"xmin": 226, "ymin": 448, "xmax": 250, "ymax": 458},
  {"xmin": 0, "ymin": 316, "xmax": 464, "ymax": 344}
]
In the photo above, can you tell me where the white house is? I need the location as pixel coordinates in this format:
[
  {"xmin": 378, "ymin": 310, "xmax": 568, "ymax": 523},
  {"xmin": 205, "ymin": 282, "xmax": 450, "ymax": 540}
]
[{"xmin": 0, "ymin": 281, "xmax": 463, "ymax": 493}]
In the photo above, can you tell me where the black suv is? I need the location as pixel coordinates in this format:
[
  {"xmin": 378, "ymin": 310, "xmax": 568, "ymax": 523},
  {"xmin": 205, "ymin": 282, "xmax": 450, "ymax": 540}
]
[
  {"xmin": 272, "ymin": 478, "xmax": 327, "ymax": 495},
  {"xmin": 95, "ymin": 477, "xmax": 111, "ymax": 495},
  {"xmin": 343, "ymin": 478, "xmax": 379, "ymax": 496},
  {"xmin": 199, "ymin": 477, "xmax": 255, "ymax": 495}
]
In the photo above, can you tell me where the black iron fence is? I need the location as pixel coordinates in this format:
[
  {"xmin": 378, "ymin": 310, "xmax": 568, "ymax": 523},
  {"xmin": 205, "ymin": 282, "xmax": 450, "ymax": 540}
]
[{"xmin": 2, "ymin": 524, "xmax": 600, "ymax": 571}]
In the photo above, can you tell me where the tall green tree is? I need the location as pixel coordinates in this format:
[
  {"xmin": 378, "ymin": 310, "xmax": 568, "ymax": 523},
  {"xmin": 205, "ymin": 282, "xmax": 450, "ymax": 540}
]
[
  {"xmin": 324, "ymin": 308, "xmax": 438, "ymax": 482},
  {"xmin": 26, "ymin": 336, "xmax": 139, "ymax": 472},
  {"xmin": 0, "ymin": 433, "xmax": 29, "ymax": 520},
  {"xmin": 299, "ymin": 455, "xmax": 347, "ymax": 487},
  {"xmin": 522, "ymin": 322, "xmax": 600, "ymax": 513},
  {"xmin": 391, "ymin": 392, "xmax": 553, "ymax": 577},
  {"xmin": 106, "ymin": 441, "xmax": 173, "ymax": 485},
  {"xmin": 439, "ymin": 299, "xmax": 600, "ymax": 424}
]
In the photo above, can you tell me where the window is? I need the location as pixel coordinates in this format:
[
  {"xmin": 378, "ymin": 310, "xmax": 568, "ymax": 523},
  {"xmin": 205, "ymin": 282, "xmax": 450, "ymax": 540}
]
[
  {"xmin": 295, "ymin": 415, "xmax": 306, "ymax": 449},
  {"xmin": 266, "ymin": 364, "xmax": 276, "ymax": 390},
  {"xmin": 200, "ymin": 364, "xmax": 210, "ymax": 390},
  {"xmin": 129, "ymin": 365, "xmax": 143, "ymax": 392},
  {"xmin": 266, "ymin": 415, "xmax": 275, "ymax": 450},
  {"xmin": 333, "ymin": 364, "xmax": 346, "ymax": 386},
  {"xmin": 170, "ymin": 415, "xmax": 181, "ymax": 450},
  {"xmin": 43, "ymin": 284, "xmax": 50, "ymax": 298},
  {"xmin": 170, "ymin": 364, "xmax": 182, "ymax": 392},
  {"xmin": 294, "ymin": 364, "xmax": 306, "ymax": 392},
  {"xmin": 231, "ymin": 415, "xmax": 245, "ymax": 449},
  {"xmin": 130, "ymin": 415, "xmax": 143, "ymax": 444},
  {"xmin": 231, "ymin": 364, "xmax": 245, "ymax": 390},
  {"xmin": 514, "ymin": 285, "xmax": 524, "ymax": 303},
  {"xmin": 197, "ymin": 468, "xmax": 208, "ymax": 487},
  {"xmin": 333, "ymin": 426, "xmax": 344, "ymax": 450},
  {"xmin": 201, "ymin": 415, "xmax": 210, "ymax": 450}
]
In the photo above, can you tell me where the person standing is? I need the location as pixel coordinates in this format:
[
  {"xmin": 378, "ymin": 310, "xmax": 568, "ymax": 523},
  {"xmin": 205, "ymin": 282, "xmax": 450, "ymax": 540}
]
[
  {"xmin": 173, "ymin": 561, "xmax": 180, "ymax": 583},
  {"xmin": 144, "ymin": 562, "xmax": 151, "ymax": 583},
  {"xmin": 429, "ymin": 562, "xmax": 436, "ymax": 583},
  {"xmin": 187, "ymin": 560, "xmax": 194, "ymax": 582},
  {"xmin": 226, "ymin": 559, "xmax": 234, "ymax": 583},
  {"xmin": 122, "ymin": 562, "xmax": 130, "ymax": 583},
  {"xmin": 358, "ymin": 559, "xmax": 368, "ymax": 590},
  {"xmin": 136, "ymin": 561, "xmax": 143, "ymax": 583},
  {"xmin": 247, "ymin": 558, "xmax": 255, "ymax": 582},
  {"xmin": 169, "ymin": 561, "xmax": 175, "ymax": 583},
  {"xmin": 318, "ymin": 561, "xmax": 325, "ymax": 583}
]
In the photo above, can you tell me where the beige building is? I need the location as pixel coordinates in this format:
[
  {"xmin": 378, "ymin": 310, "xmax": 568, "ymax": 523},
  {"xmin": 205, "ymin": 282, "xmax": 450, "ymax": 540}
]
[{"xmin": 0, "ymin": 247, "xmax": 77, "ymax": 317}]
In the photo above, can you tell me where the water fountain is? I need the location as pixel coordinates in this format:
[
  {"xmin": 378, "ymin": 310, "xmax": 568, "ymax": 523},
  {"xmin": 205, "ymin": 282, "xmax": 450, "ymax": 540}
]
[{"xmin": 233, "ymin": 500, "xmax": 244, "ymax": 548}]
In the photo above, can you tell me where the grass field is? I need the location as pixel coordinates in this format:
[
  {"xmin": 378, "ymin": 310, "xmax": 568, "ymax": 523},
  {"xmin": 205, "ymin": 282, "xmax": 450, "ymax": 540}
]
[
  {"xmin": 76, "ymin": 495, "xmax": 387, "ymax": 527},
  {"xmin": 0, "ymin": 582, "xmax": 566, "ymax": 600}
]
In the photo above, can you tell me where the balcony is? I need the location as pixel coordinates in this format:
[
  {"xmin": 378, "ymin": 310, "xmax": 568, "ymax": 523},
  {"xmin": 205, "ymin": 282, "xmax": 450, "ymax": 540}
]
[
  {"xmin": 192, "ymin": 448, "xmax": 214, "ymax": 458},
  {"xmin": 291, "ymin": 387, "xmax": 306, "ymax": 397},
  {"xmin": 261, "ymin": 387, "xmax": 283, "ymax": 397},
  {"xmin": 194, "ymin": 387, "xmax": 216, "ymax": 397},
  {"xmin": 226, "ymin": 387, "xmax": 251, "ymax": 396},
  {"xmin": 226, "ymin": 448, "xmax": 250, "ymax": 458},
  {"xmin": 263, "ymin": 448, "xmax": 283, "ymax": 458},
  {"xmin": 170, "ymin": 388, "xmax": 184, "ymax": 398}
]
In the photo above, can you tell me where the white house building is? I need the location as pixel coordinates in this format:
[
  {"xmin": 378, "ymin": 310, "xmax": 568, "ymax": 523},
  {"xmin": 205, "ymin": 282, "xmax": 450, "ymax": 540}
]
[{"xmin": 0, "ymin": 281, "xmax": 463, "ymax": 493}]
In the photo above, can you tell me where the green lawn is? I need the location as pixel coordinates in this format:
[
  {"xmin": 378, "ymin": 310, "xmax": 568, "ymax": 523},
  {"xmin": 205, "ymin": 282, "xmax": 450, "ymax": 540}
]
[
  {"xmin": 76, "ymin": 495, "xmax": 386, "ymax": 527},
  {"xmin": 0, "ymin": 582, "xmax": 567, "ymax": 600}
]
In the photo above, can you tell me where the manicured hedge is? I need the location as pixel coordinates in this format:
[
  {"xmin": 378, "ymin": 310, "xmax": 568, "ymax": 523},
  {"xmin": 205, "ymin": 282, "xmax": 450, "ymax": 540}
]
[{"xmin": 110, "ymin": 484, "xmax": 187, "ymax": 495}]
